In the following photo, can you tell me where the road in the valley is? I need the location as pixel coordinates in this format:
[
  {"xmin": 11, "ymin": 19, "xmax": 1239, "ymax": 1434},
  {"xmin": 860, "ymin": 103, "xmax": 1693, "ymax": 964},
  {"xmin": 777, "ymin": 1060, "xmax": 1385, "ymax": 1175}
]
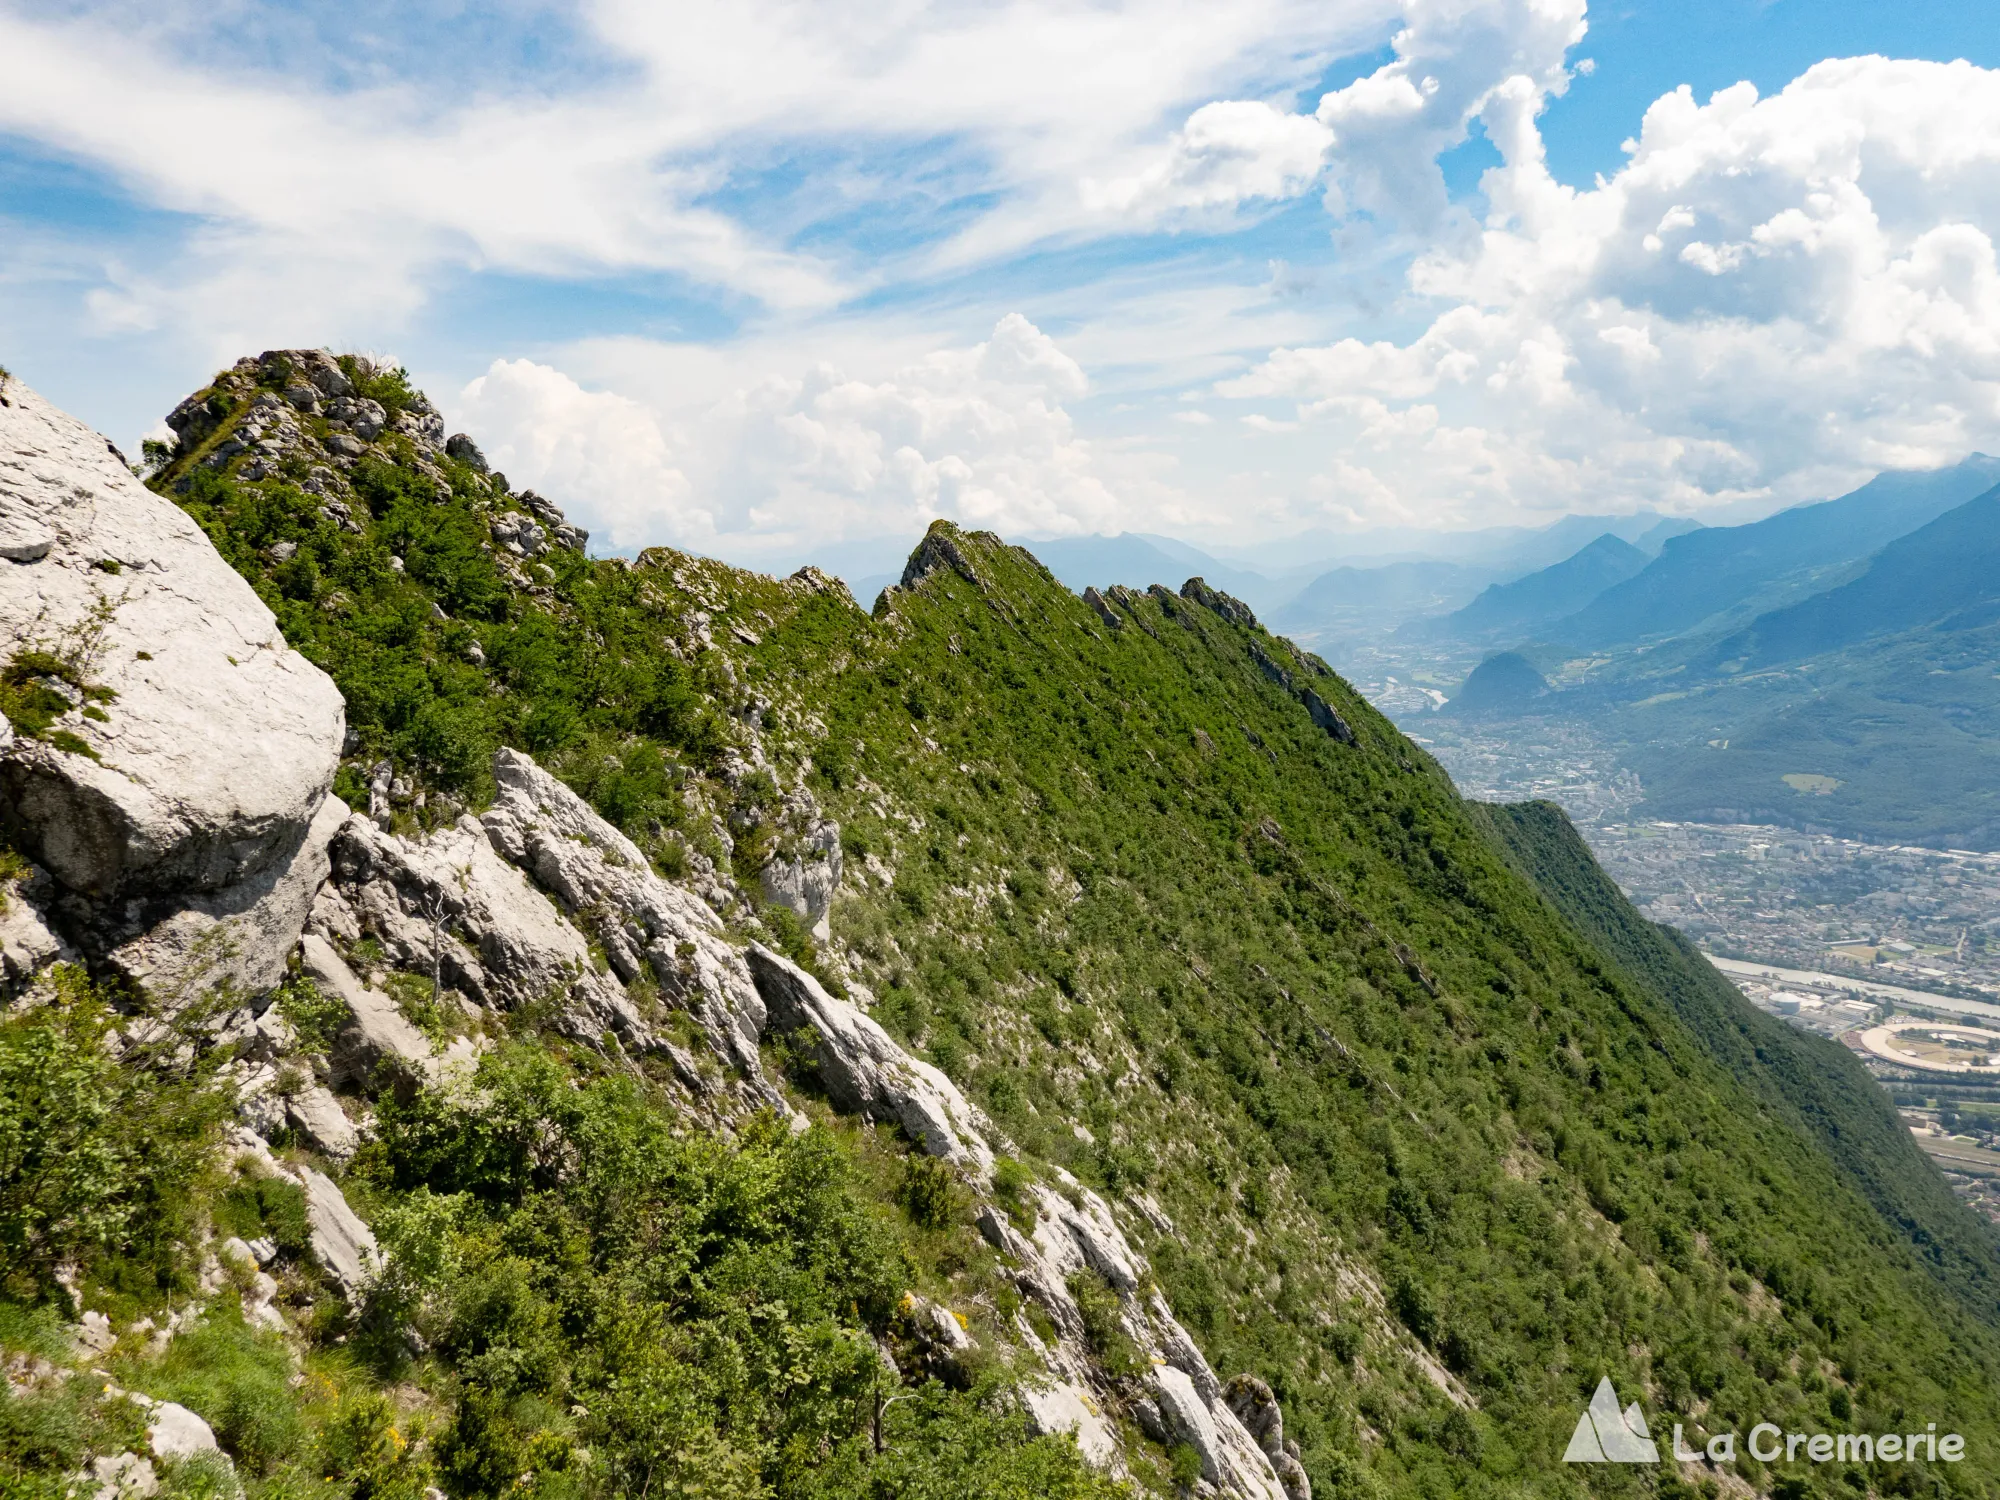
[{"xmin": 1702, "ymin": 954, "xmax": 2000, "ymax": 1023}]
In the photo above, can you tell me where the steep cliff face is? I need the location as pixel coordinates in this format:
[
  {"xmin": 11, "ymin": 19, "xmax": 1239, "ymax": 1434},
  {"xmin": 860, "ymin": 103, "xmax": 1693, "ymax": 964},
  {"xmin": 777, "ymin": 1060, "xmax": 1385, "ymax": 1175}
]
[{"xmin": 4, "ymin": 355, "xmax": 2000, "ymax": 1500}]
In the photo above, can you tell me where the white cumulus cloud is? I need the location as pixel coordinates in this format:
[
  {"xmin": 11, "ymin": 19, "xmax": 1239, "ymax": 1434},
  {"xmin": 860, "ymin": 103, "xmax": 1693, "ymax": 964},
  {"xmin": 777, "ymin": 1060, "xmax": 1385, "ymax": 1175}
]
[
  {"xmin": 458, "ymin": 315, "xmax": 1137, "ymax": 564},
  {"xmin": 1315, "ymin": 0, "xmax": 1586, "ymax": 228},
  {"xmin": 1222, "ymin": 53, "xmax": 2000, "ymax": 526},
  {"xmin": 457, "ymin": 361, "xmax": 698, "ymax": 554},
  {"xmin": 1087, "ymin": 101, "xmax": 1334, "ymax": 221}
]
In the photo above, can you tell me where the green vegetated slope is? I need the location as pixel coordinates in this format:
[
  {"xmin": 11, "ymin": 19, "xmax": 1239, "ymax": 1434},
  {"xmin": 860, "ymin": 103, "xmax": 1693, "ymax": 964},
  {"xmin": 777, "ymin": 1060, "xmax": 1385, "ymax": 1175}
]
[
  {"xmin": 13, "ymin": 351, "xmax": 2000, "ymax": 1498},
  {"xmin": 1470, "ymin": 800, "xmax": 2000, "ymax": 1308},
  {"xmin": 1603, "ymin": 621, "xmax": 2000, "ymax": 847},
  {"xmin": 164, "ymin": 450, "xmax": 2000, "ymax": 1490}
]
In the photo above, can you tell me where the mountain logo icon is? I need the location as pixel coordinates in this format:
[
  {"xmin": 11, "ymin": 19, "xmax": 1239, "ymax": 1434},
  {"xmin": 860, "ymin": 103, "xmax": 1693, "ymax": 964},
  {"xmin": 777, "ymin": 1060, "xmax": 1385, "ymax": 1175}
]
[{"xmin": 1563, "ymin": 1377, "xmax": 1660, "ymax": 1463}]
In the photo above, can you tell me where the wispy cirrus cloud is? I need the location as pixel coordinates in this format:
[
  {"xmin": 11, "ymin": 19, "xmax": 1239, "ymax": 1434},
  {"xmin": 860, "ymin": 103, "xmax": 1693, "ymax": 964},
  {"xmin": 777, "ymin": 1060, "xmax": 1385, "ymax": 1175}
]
[{"xmin": 0, "ymin": 0, "xmax": 1404, "ymax": 347}]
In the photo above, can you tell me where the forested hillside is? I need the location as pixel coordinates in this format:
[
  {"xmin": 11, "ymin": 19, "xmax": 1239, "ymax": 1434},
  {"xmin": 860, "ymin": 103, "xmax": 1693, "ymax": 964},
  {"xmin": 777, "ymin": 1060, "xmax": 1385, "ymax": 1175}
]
[
  {"xmin": 1472, "ymin": 801, "xmax": 2000, "ymax": 1310},
  {"xmin": 6, "ymin": 353, "xmax": 2000, "ymax": 1500}
]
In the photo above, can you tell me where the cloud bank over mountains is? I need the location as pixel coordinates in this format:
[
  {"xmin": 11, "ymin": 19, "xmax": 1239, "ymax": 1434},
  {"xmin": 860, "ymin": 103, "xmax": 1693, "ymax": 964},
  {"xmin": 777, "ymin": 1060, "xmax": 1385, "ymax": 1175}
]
[
  {"xmin": 1223, "ymin": 52, "xmax": 2000, "ymax": 530},
  {"xmin": 461, "ymin": 315, "xmax": 1143, "ymax": 557},
  {"xmin": 3, "ymin": 0, "xmax": 1999, "ymax": 563}
]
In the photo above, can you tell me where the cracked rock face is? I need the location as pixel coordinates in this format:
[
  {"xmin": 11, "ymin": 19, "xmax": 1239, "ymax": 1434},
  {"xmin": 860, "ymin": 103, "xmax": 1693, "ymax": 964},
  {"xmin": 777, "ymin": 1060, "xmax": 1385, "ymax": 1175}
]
[
  {"xmin": 481, "ymin": 746, "xmax": 771, "ymax": 1074},
  {"xmin": 327, "ymin": 810, "xmax": 645, "ymax": 1046},
  {"xmin": 77, "ymin": 792, "xmax": 350, "ymax": 1003},
  {"xmin": 0, "ymin": 865, "xmax": 70, "ymax": 995},
  {"xmin": 977, "ymin": 1173, "xmax": 1290, "ymax": 1498},
  {"xmin": 746, "ymin": 943, "xmax": 998, "ymax": 1174},
  {"xmin": 759, "ymin": 812, "xmax": 842, "ymax": 942},
  {"xmin": 0, "ymin": 378, "xmax": 344, "ymax": 904}
]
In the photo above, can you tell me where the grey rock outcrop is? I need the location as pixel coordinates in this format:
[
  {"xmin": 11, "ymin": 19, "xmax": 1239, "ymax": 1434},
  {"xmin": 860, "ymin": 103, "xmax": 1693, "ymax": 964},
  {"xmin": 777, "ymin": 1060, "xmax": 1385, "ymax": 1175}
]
[
  {"xmin": 0, "ymin": 379, "xmax": 344, "ymax": 907},
  {"xmin": 1082, "ymin": 586, "xmax": 1124, "ymax": 632},
  {"xmin": 284, "ymin": 1082, "xmax": 361, "ymax": 1160},
  {"xmin": 327, "ymin": 810, "xmax": 645, "ymax": 1045},
  {"xmin": 758, "ymin": 813, "xmax": 842, "ymax": 942},
  {"xmin": 746, "ymin": 943, "xmax": 997, "ymax": 1173},
  {"xmin": 1019, "ymin": 1380, "xmax": 1120, "ymax": 1468},
  {"xmin": 300, "ymin": 1165, "xmax": 382, "ymax": 1298},
  {"xmin": 512, "ymin": 491, "xmax": 588, "ymax": 552},
  {"xmin": 1226, "ymin": 1374, "xmax": 1311, "ymax": 1500},
  {"xmin": 1301, "ymin": 689, "xmax": 1356, "ymax": 745},
  {"xmin": 1181, "ymin": 576, "xmax": 1258, "ymax": 629},
  {"xmin": 87, "ymin": 1449, "xmax": 158, "ymax": 1499},
  {"xmin": 975, "ymin": 1170, "xmax": 1288, "ymax": 1498},
  {"xmin": 297, "ymin": 933, "xmax": 437, "ymax": 1090},
  {"xmin": 1152, "ymin": 1367, "xmax": 1280, "ymax": 1497},
  {"xmin": 1, "ymin": 867, "xmax": 70, "ymax": 994},
  {"xmin": 1249, "ymin": 642, "xmax": 1292, "ymax": 690},
  {"xmin": 227, "ymin": 1127, "xmax": 379, "ymax": 1299},
  {"xmin": 444, "ymin": 434, "xmax": 488, "ymax": 472},
  {"xmin": 725, "ymin": 920, "xmax": 1293, "ymax": 1494},
  {"xmin": 142, "ymin": 1398, "xmax": 220, "ymax": 1460},
  {"xmin": 900, "ymin": 523, "xmax": 985, "ymax": 591},
  {"xmin": 86, "ymin": 792, "xmax": 349, "ymax": 1004},
  {"xmin": 481, "ymin": 747, "xmax": 768, "ymax": 1072}
]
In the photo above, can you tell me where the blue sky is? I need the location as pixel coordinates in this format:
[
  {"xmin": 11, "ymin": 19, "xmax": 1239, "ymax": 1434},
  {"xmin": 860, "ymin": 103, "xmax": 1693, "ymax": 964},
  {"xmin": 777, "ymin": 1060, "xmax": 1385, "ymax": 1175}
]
[{"xmin": 2, "ymin": 0, "xmax": 1998, "ymax": 570}]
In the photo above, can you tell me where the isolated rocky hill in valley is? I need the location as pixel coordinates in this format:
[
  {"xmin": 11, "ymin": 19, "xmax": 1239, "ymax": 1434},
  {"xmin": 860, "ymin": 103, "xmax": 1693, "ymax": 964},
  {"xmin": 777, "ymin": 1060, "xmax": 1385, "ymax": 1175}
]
[{"xmin": 5, "ymin": 353, "xmax": 2000, "ymax": 1500}]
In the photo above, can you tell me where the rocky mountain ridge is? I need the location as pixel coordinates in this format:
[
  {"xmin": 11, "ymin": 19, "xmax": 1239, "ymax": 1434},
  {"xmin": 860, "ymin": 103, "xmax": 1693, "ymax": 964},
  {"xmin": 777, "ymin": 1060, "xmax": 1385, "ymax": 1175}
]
[
  {"xmin": 2, "ymin": 360, "xmax": 1310, "ymax": 1497},
  {"xmin": 5, "ymin": 353, "xmax": 2000, "ymax": 1500}
]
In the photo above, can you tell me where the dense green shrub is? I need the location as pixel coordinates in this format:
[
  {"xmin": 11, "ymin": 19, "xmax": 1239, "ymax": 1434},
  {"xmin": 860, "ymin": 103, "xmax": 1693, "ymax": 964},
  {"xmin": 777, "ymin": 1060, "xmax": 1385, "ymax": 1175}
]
[
  {"xmin": 1065, "ymin": 1270, "xmax": 1145, "ymax": 1381},
  {"xmin": 898, "ymin": 1154, "xmax": 963, "ymax": 1231},
  {"xmin": 349, "ymin": 1045, "xmax": 1119, "ymax": 1497},
  {"xmin": 0, "ymin": 967, "xmax": 226, "ymax": 1298}
]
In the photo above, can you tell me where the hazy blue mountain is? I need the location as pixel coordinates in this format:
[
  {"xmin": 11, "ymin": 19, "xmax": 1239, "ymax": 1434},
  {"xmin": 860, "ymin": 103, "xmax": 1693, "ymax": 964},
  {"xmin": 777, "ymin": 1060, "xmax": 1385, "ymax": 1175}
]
[
  {"xmin": 1551, "ymin": 454, "xmax": 2000, "ymax": 648},
  {"xmin": 1445, "ymin": 651, "xmax": 1552, "ymax": 714},
  {"xmin": 1270, "ymin": 559, "xmax": 1496, "ymax": 638},
  {"xmin": 1481, "ymin": 512, "xmax": 1676, "ymax": 574},
  {"xmin": 1200, "ymin": 510, "xmax": 1686, "ymax": 575},
  {"xmin": 1432, "ymin": 532, "xmax": 1649, "ymax": 641},
  {"xmin": 1635, "ymin": 516, "xmax": 1704, "ymax": 555},
  {"xmin": 1527, "ymin": 483, "xmax": 2000, "ymax": 845},
  {"xmin": 1710, "ymin": 481, "xmax": 2000, "ymax": 670}
]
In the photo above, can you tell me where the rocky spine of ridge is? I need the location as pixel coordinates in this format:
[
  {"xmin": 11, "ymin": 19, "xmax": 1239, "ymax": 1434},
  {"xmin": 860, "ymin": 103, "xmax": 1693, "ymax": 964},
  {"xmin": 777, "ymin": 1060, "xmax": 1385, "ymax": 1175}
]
[
  {"xmin": 0, "ymin": 363, "xmax": 1308, "ymax": 1499},
  {"xmin": 160, "ymin": 347, "xmax": 585, "ymax": 576}
]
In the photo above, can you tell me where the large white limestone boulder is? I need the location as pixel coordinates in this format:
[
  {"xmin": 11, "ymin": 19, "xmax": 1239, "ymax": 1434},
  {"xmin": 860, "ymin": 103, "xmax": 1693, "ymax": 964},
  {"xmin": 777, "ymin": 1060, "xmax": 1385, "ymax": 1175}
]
[{"xmin": 0, "ymin": 374, "xmax": 343, "ymax": 901}]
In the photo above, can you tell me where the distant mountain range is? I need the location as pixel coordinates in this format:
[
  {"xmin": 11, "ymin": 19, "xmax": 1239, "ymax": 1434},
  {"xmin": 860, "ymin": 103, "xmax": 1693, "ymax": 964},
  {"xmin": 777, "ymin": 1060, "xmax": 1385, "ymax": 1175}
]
[
  {"xmin": 1420, "ymin": 533, "xmax": 1649, "ymax": 642},
  {"xmin": 1548, "ymin": 456, "xmax": 2000, "ymax": 650},
  {"xmin": 1415, "ymin": 455, "xmax": 2000, "ymax": 848},
  {"xmin": 1710, "ymin": 481, "xmax": 2000, "ymax": 670},
  {"xmin": 1269, "ymin": 560, "xmax": 1498, "ymax": 636}
]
